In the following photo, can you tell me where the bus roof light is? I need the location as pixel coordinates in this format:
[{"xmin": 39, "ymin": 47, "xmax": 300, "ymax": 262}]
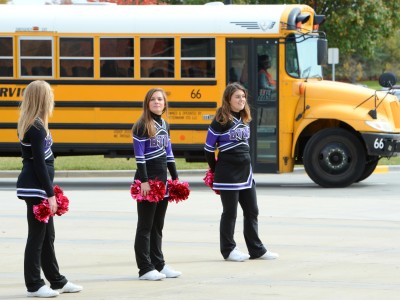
[
  {"xmin": 314, "ymin": 15, "xmax": 326, "ymax": 25},
  {"xmin": 313, "ymin": 14, "xmax": 325, "ymax": 31},
  {"xmin": 295, "ymin": 13, "xmax": 310, "ymax": 25}
]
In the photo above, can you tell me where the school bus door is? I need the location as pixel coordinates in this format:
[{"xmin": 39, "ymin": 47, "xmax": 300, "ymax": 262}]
[{"xmin": 226, "ymin": 38, "xmax": 279, "ymax": 173}]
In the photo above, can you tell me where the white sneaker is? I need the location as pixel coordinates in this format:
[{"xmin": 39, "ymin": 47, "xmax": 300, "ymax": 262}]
[
  {"xmin": 27, "ymin": 285, "xmax": 59, "ymax": 298},
  {"xmin": 139, "ymin": 270, "xmax": 166, "ymax": 281},
  {"xmin": 226, "ymin": 248, "xmax": 250, "ymax": 262},
  {"xmin": 160, "ymin": 265, "xmax": 182, "ymax": 278},
  {"xmin": 58, "ymin": 281, "xmax": 83, "ymax": 294},
  {"xmin": 258, "ymin": 250, "xmax": 279, "ymax": 260}
]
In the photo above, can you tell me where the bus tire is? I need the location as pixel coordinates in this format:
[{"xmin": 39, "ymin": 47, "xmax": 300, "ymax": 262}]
[
  {"xmin": 355, "ymin": 155, "xmax": 379, "ymax": 183},
  {"xmin": 303, "ymin": 128, "xmax": 366, "ymax": 188}
]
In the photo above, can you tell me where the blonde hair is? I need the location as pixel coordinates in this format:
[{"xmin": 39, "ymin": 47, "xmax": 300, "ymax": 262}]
[
  {"xmin": 17, "ymin": 80, "xmax": 54, "ymax": 139},
  {"xmin": 215, "ymin": 82, "xmax": 252, "ymax": 125},
  {"xmin": 133, "ymin": 88, "xmax": 168, "ymax": 137}
]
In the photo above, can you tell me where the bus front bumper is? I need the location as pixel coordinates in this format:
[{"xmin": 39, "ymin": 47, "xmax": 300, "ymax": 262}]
[{"xmin": 361, "ymin": 132, "xmax": 400, "ymax": 157}]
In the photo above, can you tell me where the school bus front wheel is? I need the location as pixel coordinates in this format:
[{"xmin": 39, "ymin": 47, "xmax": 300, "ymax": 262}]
[
  {"xmin": 354, "ymin": 155, "xmax": 379, "ymax": 183},
  {"xmin": 303, "ymin": 128, "xmax": 366, "ymax": 188}
]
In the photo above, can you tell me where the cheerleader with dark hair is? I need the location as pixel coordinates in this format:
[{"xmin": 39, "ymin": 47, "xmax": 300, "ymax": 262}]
[
  {"xmin": 132, "ymin": 88, "xmax": 182, "ymax": 281},
  {"xmin": 204, "ymin": 82, "xmax": 279, "ymax": 262}
]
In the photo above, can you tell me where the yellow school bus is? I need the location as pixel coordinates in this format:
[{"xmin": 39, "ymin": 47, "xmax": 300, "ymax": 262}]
[{"xmin": 1, "ymin": 3, "xmax": 399, "ymax": 187}]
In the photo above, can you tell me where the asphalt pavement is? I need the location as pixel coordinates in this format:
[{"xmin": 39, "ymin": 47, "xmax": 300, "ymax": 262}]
[{"xmin": 1, "ymin": 167, "xmax": 400, "ymax": 300}]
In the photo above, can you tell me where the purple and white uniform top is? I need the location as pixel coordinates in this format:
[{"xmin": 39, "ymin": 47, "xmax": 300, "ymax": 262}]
[{"xmin": 204, "ymin": 115, "xmax": 254, "ymax": 191}]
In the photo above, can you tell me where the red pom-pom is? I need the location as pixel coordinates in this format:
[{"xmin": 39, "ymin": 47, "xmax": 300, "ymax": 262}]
[
  {"xmin": 53, "ymin": 185, "xmax": 64, "ymax": 197},
  {"xmin": 33, "ymin": 200, "xmax": 52, "ymax": 223},
  {"xmin": 53, "ymin": 185, "xmax": 69, "ymax": 216},
  {"xmin": 55, "ymin": 194, "xmax": 69, "ymax": 216},
  {"xmin": 130, "ymin": 179, "xmax": 166, "ymax": 202},
  {"xmin": 32, "ymin": 185, "xmax": 70, "ymax": 223},
  {"xmin": 203, "ymin": 169, "xmax": 220, "ymax": 195},
  {"xmin": 167, "ymin": 179, "xmax": 190, "ymax": 203}
]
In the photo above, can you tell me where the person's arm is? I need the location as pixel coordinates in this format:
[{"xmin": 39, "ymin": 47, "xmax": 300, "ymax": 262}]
[
  {"xmin": 29, "ymin": 125, "xmax": 57, "ymax": 214},
  {"xmin": 166, "ymin": 137, "xmax": 178, "ymax": 179},
  {"xmin": 167, "ymin": 161, "xmax": 178, "ymax": 180},
  {"xmin": 133, "ymin": 126, "xmax": 150, "ymax": 196},
  {"xmin": 204, "ymin": 120, "xmax": 220, "ymax": 172},
  {"xmin": 29, "ymin": 126, "xmax": 54, "ymax": 197},
  {"xmin": 204, "ymin": 151, "xmax": 216, "ymax": 172},
  {"xmin": 133, "ymin": 124, "xmax": 148, "ymax": 182},
  {"xmin": 166, "ymin": 123, "xmax": 178, "ymax": 180}
]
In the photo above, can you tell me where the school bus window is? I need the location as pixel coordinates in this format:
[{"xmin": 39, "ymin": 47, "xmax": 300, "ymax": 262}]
[
  {"xmin": 181, "ymin": 38, "xmax": 215, "ymax": 78},
  {"xmin": 20, "ymin": 38, "xmax": 53, "ymax": 77},
  {"xmin": 181, "ymin": 60, "xmax": 215, "ymax": 78},
  {"xmin": 140, "ymin": 38, "xmax": 174, "ymax": 78},
  {"xmin": 285, "ymin": 36, "xmax": 300, "ymax": 78},
  {"xmin": 100, "ymin": 37, "xmax": 134, "ymax": 78},
  {"xmin": 59, "ymin": 37, "xmax": 93, "ymax": 78},
  {"xmin": 0, "ymin": 37, "xmax": 13, "ymax": 77}
]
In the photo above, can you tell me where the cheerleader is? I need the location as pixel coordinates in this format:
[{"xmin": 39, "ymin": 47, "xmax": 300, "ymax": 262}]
[
  {"xmin": 204, "ymin": 82, "xmax": 279, "ymax": 262},
  {"xmin": 16, "ymin": 80, "xmax": 82, "ymax": 297},
  {"xmin": 132, "ymin": 88, "xmax": 182, "ymax": 280}
]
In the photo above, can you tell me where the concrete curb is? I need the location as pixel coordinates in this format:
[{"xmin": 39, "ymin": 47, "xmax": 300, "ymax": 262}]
[{"xmin": 0, "ymin": 165, "xmax": 399, "ymax": 179}]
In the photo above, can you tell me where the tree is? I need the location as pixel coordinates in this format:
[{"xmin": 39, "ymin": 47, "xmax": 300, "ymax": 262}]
[
  {"xmin": 237, "ymin": 0, "xmax": 399, "ymax": 81},
  {"xmin": 19, "ymin": 0, "xmax": 397, "ymax": 81}
]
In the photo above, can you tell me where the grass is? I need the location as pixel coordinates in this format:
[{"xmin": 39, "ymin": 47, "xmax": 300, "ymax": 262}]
[
  {"xmin": 0, "ymin": 156, "xmax": 208, "ymax": 171},
  {"xmin": 1, "ymin": 155, "xmax": 399, "ymax": 171},
  {"xmin": 360, "ymin": 80, "xmax": 382, "ymax": 90}
]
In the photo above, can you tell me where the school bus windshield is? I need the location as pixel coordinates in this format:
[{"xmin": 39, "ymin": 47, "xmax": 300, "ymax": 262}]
[{"xmin": 286, "ymin": 34, "xmax": 322, "ymax": 79}]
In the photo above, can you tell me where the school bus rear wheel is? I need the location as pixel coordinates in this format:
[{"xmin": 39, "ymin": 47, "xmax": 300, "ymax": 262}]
[{"xmin": 303, "ymin": 128, "xmax": 366, "ymax": 188}]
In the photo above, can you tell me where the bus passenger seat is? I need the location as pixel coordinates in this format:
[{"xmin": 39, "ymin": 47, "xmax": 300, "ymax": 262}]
[
  {"xmin": 32, "ymin": 66, "xmax": 49, "ymax": 76},
  {"xmin": 60, "ymin": 66, "xmax": 68, "ymax": 77},
  {"xmin": 0, "ymin": 66, "xmax": 12, "ymax": 76},
  {"xmin": 189, "ymin": 67, "xmax": 204, "ymax": 77},
  {"xmin": 149, "ymin": 68, "xmax": 165, "ymax": 77},
  {"xmin": 72, "ymin": 66, "xmax": 88, "ymax": 77},
  {"xmin": 127, "ymin": 67, "xmax": 133, "ymax": 77}
]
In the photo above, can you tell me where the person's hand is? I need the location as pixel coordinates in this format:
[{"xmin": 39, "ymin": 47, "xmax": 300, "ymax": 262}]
[
  {"xmin": 141, "ymin": 182, "xmax": 151, "ymax": 197},
  {"xmin": 48, "ymin": 196, "xmax": 58, "ymax": 215}
]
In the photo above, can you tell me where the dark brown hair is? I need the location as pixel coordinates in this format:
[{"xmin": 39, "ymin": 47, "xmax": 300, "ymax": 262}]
[{"xmin": 215, "ymin": 82, "xmax": 252, "ymax": 125}]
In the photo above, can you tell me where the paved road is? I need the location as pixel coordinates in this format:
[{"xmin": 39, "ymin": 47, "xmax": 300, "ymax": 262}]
[{"xmin": 1, "ymin": 171, "xmax": 399, "ymax": 300}]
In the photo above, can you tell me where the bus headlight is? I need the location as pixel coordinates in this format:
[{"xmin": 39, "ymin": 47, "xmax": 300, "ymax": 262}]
[{"xmin": 365, "ymin": 120, "xmax": 393, "ymax": 132}]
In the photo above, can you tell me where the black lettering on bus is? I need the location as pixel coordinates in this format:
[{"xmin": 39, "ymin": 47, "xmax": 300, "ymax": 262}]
[
  {"xmin": 0, "ymin": 88, "xmax": 7, "ymax": 97},
  {"xmin": 0, "ymin": 88, "xmax": 23, "ymax": 98},
  {"xmin": 9, "ymin": 88, "xmax": 18, "ymax": 97}
]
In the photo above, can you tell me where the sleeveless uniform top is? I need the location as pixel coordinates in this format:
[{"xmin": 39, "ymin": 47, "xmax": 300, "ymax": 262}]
[
  {"xmin": 204, "ymin": 113, "xmax": 253, "ymax": 190},
  {"xmin": 16, "ymin": 119, "xmax": 55, "ymax": 199},
  {"xmin": 133, "ymin": 114, "xmax": 178, "ymax": 183}
]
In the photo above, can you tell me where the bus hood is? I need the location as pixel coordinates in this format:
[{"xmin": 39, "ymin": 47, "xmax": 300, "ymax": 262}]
[
  {"xmin": 298, "ymin": 80, "xmax": 386, "ymax": 105},
  {"xmin": 295, "ymin": 79, "xmax": 400, "ymax": 131}
]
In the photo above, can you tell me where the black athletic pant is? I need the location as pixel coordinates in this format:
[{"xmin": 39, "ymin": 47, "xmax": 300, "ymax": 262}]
[
  {"xmin": 134, "ymin": 198, "xmax": 168, "ymax": 277},
  {"xmin": 24, "ymin": 199, "xmax": 67, "ymax": 292},
  {"xmin": 219, "ymin": 184, "xmax": 267, "ymax": 259}
]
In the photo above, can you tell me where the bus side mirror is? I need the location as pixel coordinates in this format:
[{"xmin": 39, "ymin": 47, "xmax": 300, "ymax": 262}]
[
  {"xmin": 317, "ymin": 38, "xmax": 328, "ymax": 65},
  {"xmin": 379, "ymin": 72, "xmax": 397, "ymax": 88}
]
